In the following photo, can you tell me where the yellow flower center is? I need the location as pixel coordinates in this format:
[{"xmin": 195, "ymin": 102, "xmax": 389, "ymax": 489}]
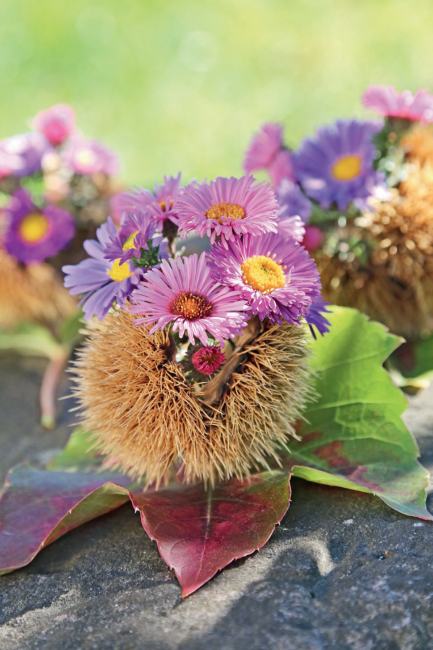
[
  {"xmin": 170, "ymin": 292, "xmax": 213, "ymax": 320},
  {"xmin": 205, "ymin": 202, "xmax": 245, "ymax": 224},
  {"xmin": 77, "ymin": 148, "xmax": 96, "ymax": 167},
  {"xmin": 331, "ymin": 154, "xmax": 362, "ymax": 181},
  {"xmin": 107, "ymin": 258, "xmax": 132, "ymax": 282},
  {"xmin": 122, "ymin": 230, "xmax": 139, "ymax": 250},
  {"xmin": 158, "ymin": 199, "xmax": 174, "ymax": 212},
  {"xmin": 241, "ymin": 255, "xmax": 286, "ymax": 295},
  {"xmin": 18, "ymin": 213, "xmax": 50, "ymax": 244}
]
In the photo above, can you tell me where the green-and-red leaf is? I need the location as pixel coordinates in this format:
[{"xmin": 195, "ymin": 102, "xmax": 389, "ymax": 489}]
[{"xmin": 287, "ymin": 307, "xmax": 433, "ymax": 520}]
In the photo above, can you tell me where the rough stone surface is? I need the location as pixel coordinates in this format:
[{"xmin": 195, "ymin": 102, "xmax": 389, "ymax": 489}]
[{"xmin": 1, "ymin": 354, "xmax": 433, "ymax": 650}]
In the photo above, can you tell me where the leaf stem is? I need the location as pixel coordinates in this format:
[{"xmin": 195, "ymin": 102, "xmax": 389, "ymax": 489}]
[{"xmin": 40, "ymin": 351, "xmax": 69, "ymax": 430}]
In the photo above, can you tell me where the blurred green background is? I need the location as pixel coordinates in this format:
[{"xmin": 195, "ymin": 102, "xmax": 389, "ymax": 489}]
[{"xmin": 1, "ymin": 0, "xmax": 433, "ymax": 186}]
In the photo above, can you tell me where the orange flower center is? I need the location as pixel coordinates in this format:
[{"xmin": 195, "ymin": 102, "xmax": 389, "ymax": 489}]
[
  {"xmin": 170, "ymin": 292, "xmax": 213, "ymax": 320},
  {"xmin": 107, "ymin": 259, "xmax": 132, "ymax": 282},
  {"xmin": 205, "ymin": 202, "xmax": 245, "ymax": 224},
  {"xmin": 19, "ymin": 213, "xmax": 50, "ymax": 244},
  {"xmin": 331, "ymin": 154, "xmax": 362, "ymax": 181},
  {"xmin": 241, "ymin": 255, "xmax": 286, "ymax": 295}
]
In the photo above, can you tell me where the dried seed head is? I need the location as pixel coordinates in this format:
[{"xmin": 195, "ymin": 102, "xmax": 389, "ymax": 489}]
[
  {"xmin": 402, "ymin": 124, "xmax": 433, "ymax": 167},
  {"xmin": 315, "ymin": 165, "xmax": 433, "ymax": 339},
  {"xmin": 72, "ymin": 309, "xmax": 310, "ymax": 485},
  {"xmin": 0, "ymin": 249, "xmax": 77, "ymax": 330}
]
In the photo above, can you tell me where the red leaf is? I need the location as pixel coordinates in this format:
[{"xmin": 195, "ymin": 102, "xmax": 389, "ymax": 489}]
[
  {"xmin": 131, "ymin": 471, "xmax": 291, "ymax": 597},
  {"xmin": 0, "ymin": 466, "xmax": 133, "ymax": 575},
  {"xmin": 0, "ymin": 465, "xmax": 291, "ymax": 596}
]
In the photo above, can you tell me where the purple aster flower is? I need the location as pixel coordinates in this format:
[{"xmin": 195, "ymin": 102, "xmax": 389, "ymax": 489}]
[
  {"xmin": 63, "ymin": 218, "xmax": 140, "ymax": 321},
  {"xmin": 3, "ymin": 189, "xmax": 75, "ymax": 264},
  {"xmin": 208, "ymin": 232, "xmax": 326, "ymax": 329},
  {"xmin": 0, "ymin": 132, "xmax": 52, "ymax": 177},
  {"xmin": 120, "ymin": 174, "xmax": 182, "ymax": 230},
  {"xmin": 275, "ymin": 178, "xmax": 312, "ymax": 242},
  {"xmin": 304, "ymin": 296, "xmax": 331, "ymax": 338},
  {"xmin": 362, "ymin": 85, "xmax": 433, "ymax": 122},
  {"xmin": 293, "ymin": 119, "xmax": 385, "ymax": 210},
  {"xmin": 63, "ymin": 134, "xmax": 119, "ymax": 176},
  {"xmin": 103, "ymin": 211, "xmax": 168, "ymax": 268},
  {"xmin": 177, "ymin": 175, "xmax": 279, "ymax": 247},
  {"xmin": 33, "ymin": 104, "xmax": 75, "ymax": 146},
  {"xmin": 130, "ymin": 253, "xmax": 248, "ymax": 346},
  {"xmin": 277, "ymin": 178, "xmax": 312, "ymax": 223},
  {"xmin": 243, "ymin": 123, "xmax": 295, "ymax": 187}
]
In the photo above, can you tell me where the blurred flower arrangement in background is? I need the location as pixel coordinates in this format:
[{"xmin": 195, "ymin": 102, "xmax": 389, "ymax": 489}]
[
  {"xmin": 0, "ymin": 104, "xmax": 121, "ymax": 426},
  {"xmin": 244, "ymin": 85, "xmax": 433, "ymax": 388}
]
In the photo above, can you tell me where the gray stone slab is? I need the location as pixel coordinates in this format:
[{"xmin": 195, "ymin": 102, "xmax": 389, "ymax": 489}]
[{"xmin": 1, "ymin": 354, "xmax": 433, "ymax": 650}]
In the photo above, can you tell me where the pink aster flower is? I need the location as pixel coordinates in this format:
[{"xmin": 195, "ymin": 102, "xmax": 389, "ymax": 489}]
[
  {"xmin": 277, "ymin": 215, "xmax": 305, "ymax": 242},
  {"xmin": 208, "ymin": 232, "xmax": 329, "ymax": 335},
  {"xmin": 0, "ymin": 149, "xmax": 17, "ymax": 180},
  {"xmin": 3, "ymin": 189, "xmax": 75, "ymax": 264},
  {"xmin": 33, "ymin": 104, "xmax": 75, "ymax": 146},
  {"xmin": 302, "ymin": 225, "xmax": 324, "ymax": 253},
  {"xmin": 362, "ymin": 85, "xmax": 433, "ymax": 122},
  {"xmin": 63, "ymin": 134, "xmax": 119, "ymax": 176},
  {"xmin": 120, "ymin": 174, "xmax": 182, "ymax": 231},
  {"xmin": 269, "ymin": 149, "xmax": 295, "ymax": 187},
  {"xmin": 243, "ymin": 123, "xmax": 295, "ymax": 187},
  {"xmin": 109, "ymin": 193, "xmax": 124, "ymax": 225},
  {"xmin": 192, "ymin": 345, "xmax": 226, "ymax": 376},
  {"xmin": 177, "ymin": 175, "xmax": 279, "ymax": 247},
  {"xmin": 130, "ymin": 253, "xmax": 248, "ymax": 346}
]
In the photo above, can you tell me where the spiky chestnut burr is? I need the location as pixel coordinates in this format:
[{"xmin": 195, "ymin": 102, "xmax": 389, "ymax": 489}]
[{"xmin": 72, "ymin": 309, "xmax": 310, "ymax": 485}]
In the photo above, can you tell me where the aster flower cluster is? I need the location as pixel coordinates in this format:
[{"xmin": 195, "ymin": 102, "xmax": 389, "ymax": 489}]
[
  {"xmin": 0, "ymin": 104, "xmax": 120, "ymax": 267},
  {"xmin": 67, "ymin": 171, "xmax": 331, "ymax": 488},
  {"xmin": 0, "ymin": 105, "xmax": 122, "ymax": 429},
  {"xmin": 244, "ymin": 118, "xmax": 385, "ymax": 245},
  {"xmin": 65, "ymin": 172, "xmax": 330, "ymax": 386},
  {"xmin": 243, "ymin": 84, "xmax": 433, "ymax": 341}
]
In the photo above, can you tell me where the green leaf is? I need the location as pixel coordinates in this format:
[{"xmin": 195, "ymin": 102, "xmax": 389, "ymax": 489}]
[
  {"xmin": 57, "ymin": 309, "xmax": 83, "ymax": 347},
  {"xmin": 287, "ymin": 307, "xmax": 432, "ymax": 520},
  {"xmin": 387, "ymin": 336, "xmax": 433, "ymax": 389},
  {"xmin": 0, "ymin": 323, "xmax": 64, "ymax": 359},
  {"xmin": 48, "ymin": 427, "xmax": 103, "ymax": 472}
]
